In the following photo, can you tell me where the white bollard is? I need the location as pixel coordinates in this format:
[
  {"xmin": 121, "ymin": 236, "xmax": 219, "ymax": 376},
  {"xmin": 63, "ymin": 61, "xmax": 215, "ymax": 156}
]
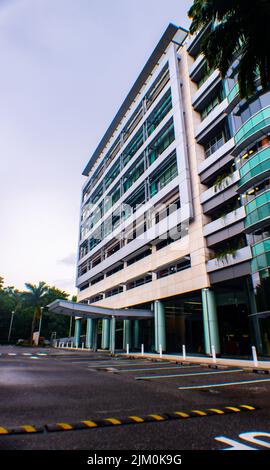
[
  {"xmin": 212, "ymin": 345, "xmax": 216, "ymax": 363},
  {"xmin": 252, "ymin": 346, "xmax": 258, "ymax": 367},
  {"xmin": 159, "ymin": 344, "xmax": 162, "ymax": 358},
  {"xmin": 141, "ymin": 344, "xmax": 144, "ymax": 356},
  {"xmin": 182, "ymin": 345, "xmax": 186, "ymax": 360},
  {"xmin": 82, "ymin": 342, "xmax": 85, "ymax": 349},
  {"xmin": 126, "ymin": 344, "xmax": 129, "ymax": 355},
  {"xmin": 71, "ymin": 342, "xmax": 74, "ymax": 349}
]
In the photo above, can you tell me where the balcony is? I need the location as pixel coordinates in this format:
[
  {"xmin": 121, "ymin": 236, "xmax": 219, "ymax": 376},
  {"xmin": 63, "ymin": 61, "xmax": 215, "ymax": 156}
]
[
  {"xmin": 189, "ymin": 54, "xmax": 205, "ymax": 80},
  {"xmin": 207, "ymin": 246, "xmax": 252, "ymax": 273},
  {"xmin": 204, "ymin": 207, "xmax": 245, "ymax": 248},
  {"xmin": 204, "ymin": 206, "xmax": 245, "ymax": 237},
  {"xmin": 195, "ymin": 98, "xmax": 228, "ymax": 143},
  {"xmin": 233, "ymin": 106, "xmax": 270, "ymax": 156},
  {"xmin": 251, "ymin": 239, "xmax": 270, "ymax": 273},
  {"xmin": 198, "ymin": 138, "xmax": 235, "ymax": 184},
  {"xmin": 201, "ymin": 170, "xmax": 239, "ymax": 205},
  {"xmin": 201, "ymin": 173, "xmax": 240, "ymax": 215},
  {"xmin": 244, "ymin": 190, "xmax": 270, "ymax": 233},
  {"xmin": 238, "ymin": 145, "xmax": 270, "ymax": 193},
  {"xmin": 192, "ymin": 70, "xmax": 221, "ymax": 109}
]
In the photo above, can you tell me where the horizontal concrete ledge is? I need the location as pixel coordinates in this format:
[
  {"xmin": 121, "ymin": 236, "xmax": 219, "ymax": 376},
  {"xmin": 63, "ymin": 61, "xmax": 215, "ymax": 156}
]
[{"xmin": 116, "ymin": 352, "xmax": 270, "ymax": 371}]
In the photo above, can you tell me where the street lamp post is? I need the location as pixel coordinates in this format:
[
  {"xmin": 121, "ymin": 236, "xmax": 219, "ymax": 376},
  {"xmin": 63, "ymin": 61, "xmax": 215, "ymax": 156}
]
[
  {"xmin": 38, "ymin": 307, "xmax": 43, "ymax": 345},
  {"xmin": 8, "ymin": 311, "xmax": 15, "ymax": 343}
]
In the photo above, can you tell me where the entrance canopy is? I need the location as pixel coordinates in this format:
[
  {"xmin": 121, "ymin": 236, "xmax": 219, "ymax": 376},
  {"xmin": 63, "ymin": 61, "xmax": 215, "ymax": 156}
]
[{"xmin": 48, "ymin": 299, "xmax": 154, "ymax": 320}]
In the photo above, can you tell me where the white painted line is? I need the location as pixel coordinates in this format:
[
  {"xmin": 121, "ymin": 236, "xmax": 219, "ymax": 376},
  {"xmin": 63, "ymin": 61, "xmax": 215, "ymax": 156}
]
[
  {"xmin": 37, "ymin": 353, "xmax": 47, "ymax": 356},
  {"xmin": 87, "ymin": 361, "xmax": 173, "ymax": 368},
  {"xmin": 177, "ymin": 378, "xmax": 270, "ymax": 390},
  {"xmin": 8, "ymin": 353, "xmax": 17, "ymax": 356},
  {"xmin": 117, "ymin": 365, "xmax": 200, "ymax": 373},
  {"xmin": 30, "ymin": 356, "xmax": 40, "ymax": 360},
  {"xmin": 22, "ymin": 353, "xmax": 32, "ymax": 356},
  {"xmin": 135, "ymin": 369, "xmax": 243, "ymax": 380}
]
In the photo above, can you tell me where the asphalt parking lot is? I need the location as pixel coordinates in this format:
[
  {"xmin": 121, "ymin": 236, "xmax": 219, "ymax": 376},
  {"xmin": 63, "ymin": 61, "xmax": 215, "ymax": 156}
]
[{"xmin": 0, "ymin": 346, "xmax": 270, "ymax": 450}]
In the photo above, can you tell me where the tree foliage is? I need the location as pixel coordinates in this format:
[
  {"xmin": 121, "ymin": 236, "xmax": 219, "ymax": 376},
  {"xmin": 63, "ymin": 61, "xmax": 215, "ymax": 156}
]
[
  {"xmin": 188, "ymin": 0, "xmax": 270, "ymax": 98},
  {"xmin": 0, "ymin": 277, "xmax": 71, "ymax": 343}
]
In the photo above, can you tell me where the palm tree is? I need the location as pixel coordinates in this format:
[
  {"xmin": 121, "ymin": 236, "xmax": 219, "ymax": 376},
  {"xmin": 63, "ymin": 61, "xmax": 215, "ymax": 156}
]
[
  {"xmin": 188, "ymin": 0, "xmax": 270, "ymax": 98},
  {"xmin": 23, "ymin": 282, "xmax": 48, "ymax": 344}
]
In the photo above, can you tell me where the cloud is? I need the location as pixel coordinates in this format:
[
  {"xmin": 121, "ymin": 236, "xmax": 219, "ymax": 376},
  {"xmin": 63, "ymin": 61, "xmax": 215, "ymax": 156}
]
[{"xmin": 58, "ymin": 253, "xmax": 77, "ymax": 266}]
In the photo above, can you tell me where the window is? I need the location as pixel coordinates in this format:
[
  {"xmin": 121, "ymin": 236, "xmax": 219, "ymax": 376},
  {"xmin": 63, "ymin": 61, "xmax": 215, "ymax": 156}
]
[
  {"xmin": 123, "ymin": 128, "xmax": 144, "ymax": 166},
  {"xmin": 123, "ymin": 155, "xmax": 145, "ymax": 192},
  {"xmin": 104, "ymin": 160, "xmax": 120, "ymax": 190},
  {"xmin": 106, "ymin": 264, "xmax": 124, "ymax": 277},
  {"xmin": 145, "ymin": 64, "xmax": 170, "ymax": 110},
  {"xmin": 104, "ymin": 185, "xmax": 121, "ymax": 213},
  {"xmin": 147, "ymin": 90, "xmax": 172, "ymax": 136},
  {"xmin": 127, "ymin": 274, "xmax": 152, "ymax": 290},
  {"xmin": 105, "ymin": 286, "xmax": 123, "ymax": 298},
  {"xmin": 89, "ymin": 294, "xmax": 103, "ymax": 303},
  {"xmin": 200, "ymin": 86, "xmax": 225, "ymax": 120},
  {"xmin": 127, "ymin": 248, "xmax": 152, "ymax": 266},
  {"xmin": 91, "ymin": 275, "xmax": 104, "ymax": 286},
  {"xmin": 125, "ymin": 184, "xmax": 146, "ymax": 214},
  {"xmin": 157, "ymin": 257, "xmax": 191, "ymax": 279},
  {"xmin": 149, "ymin": 154, "xmax": 178, "ymax": 197},
  {"xmin": 123, "ymin": 104, "xmax": 144, "ymax": 143},
  {"xmin": 204, "ymin": 123, "xmax": 230, "ymax": 158},
  {"xmin": 148, "ymin": 120, "xmax": 175, "ymax": 165}
]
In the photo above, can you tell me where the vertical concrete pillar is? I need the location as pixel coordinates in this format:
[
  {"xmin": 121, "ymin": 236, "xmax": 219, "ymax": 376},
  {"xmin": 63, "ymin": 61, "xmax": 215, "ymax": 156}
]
[
  {"xmin": 154, "ymin": 301, "xmax": 166, "ymax": 352},
  {"xmin": 74, "ymin": 318, "xmax": 81, "ymax": 348},
  {"xmin": 86, "ymin": 318, "xmax": 93, "ymax": 349},
  {"xmin": 123, "ymin": 319, "xmax": 132, "ymax": 350},
  {"xmin": 110, "ymin": 316, "xmax": 116, "ymax": 354},
  {"xmin": 202, "ymin": 288, "xmax": 220, "ymax": 355},
  {"xmin": 101, "ymin": 318, "xmax": 110, "ymax": 350},
  {"xmin": 133, "ymin": 320, "xmax": 140, "ymax": 349},
  {"xmin": 92, "ymin": 319, "xmax": 98, "ymax": 352}
]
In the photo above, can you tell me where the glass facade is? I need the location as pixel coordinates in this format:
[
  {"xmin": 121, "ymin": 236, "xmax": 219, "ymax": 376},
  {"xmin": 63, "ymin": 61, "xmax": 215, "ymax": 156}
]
[{"xmin": 235, "ymin": 105, "xmax": 270, "ymax": 146}]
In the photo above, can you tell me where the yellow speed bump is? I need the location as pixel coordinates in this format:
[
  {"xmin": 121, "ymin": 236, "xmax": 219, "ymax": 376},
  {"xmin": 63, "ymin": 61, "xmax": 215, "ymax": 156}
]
[
  {"xmin": 1, "ymin": 404, "xmax": 256, "ymax": 435},
  {"xmin": 208, "ymin": 408, "xmax": 225, "ymax": 415},
  {"xmin": 0, "ymin": 427, "xmax": 9, "ymax": 435}
]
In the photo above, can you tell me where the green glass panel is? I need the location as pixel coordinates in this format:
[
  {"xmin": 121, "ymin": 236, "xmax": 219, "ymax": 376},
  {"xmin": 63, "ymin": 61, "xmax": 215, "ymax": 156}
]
[
  {"xmin": 252, "ymin": 239, "xmax": 270, "ymax": 256},
  {"xmin": 246, "ymin": 190, "xmax": 270, "ymax": 214},
  {"xmin": 227, "ymin": 83, "xmax": 239, "ymax": 103},
  {"xmin": 235, "ymin": 106, "xmax": 270, "ymax": 145}
]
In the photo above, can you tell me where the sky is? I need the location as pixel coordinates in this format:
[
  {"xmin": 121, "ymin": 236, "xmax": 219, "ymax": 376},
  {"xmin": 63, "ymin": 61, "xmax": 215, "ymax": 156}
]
[{"xmin": 0, "ymin": 0, "xmax": 192, "ymax": 295}]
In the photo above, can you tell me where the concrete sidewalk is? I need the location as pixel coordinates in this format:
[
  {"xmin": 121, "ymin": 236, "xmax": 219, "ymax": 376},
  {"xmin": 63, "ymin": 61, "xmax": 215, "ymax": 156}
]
[
  {"xmin": 53, "ymin": 345, "xmax": 270, "ymax": 371},
  {"xmin": 117, "ymin": 352, "xmax": 270, "ymax": 372}
]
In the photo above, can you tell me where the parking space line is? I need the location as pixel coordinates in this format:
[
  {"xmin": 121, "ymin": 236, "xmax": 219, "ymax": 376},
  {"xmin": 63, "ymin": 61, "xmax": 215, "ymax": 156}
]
[
  {"xmin": 135, "ymin": 368, "xmax": 243, "ymax": 380},
  {"xmin": 116, "ymin": 365, "xmax": 199, "ymax": 373},
  {"xmin": 87, "ymin": 361, "xmax": 174, "ymax": 368},
  {"xmin": 177, "ymin": 378, "xmax": 270, "ymax": 390}
]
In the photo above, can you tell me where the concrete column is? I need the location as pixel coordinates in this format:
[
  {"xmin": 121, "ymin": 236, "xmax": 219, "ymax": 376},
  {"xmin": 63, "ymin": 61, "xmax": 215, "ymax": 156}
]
[
  {"xmin": 110, "ymin": 316, "xmax": 116, "ymax": 354},
  {"xmin": 133, "ymin": 320, "xmax": 140, "ymax": 349},
  {"xmin": 202, "ymin": 288, "xmax": 220, "ymax": 355},
  {"xmin": 154, "ymin": 301, "xmax": 166, "ymax": 352},
  {"xmin": 86, "ymin": 318, "xmax": 93, "ymax": 349},
  {"xmin": 74, "ymin": 318, "xmax": 81, "ymax": 348},
  {"xmin": 92, "ymin": 319, "xmax": 98, "ymax": 352},
  {"xmin": 123, "ymin": 319, "xmax": 132, "ymax": 351},
  {"xmin": 101, "ymin": 319, "xmax": 110, "ymax": 350}
]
